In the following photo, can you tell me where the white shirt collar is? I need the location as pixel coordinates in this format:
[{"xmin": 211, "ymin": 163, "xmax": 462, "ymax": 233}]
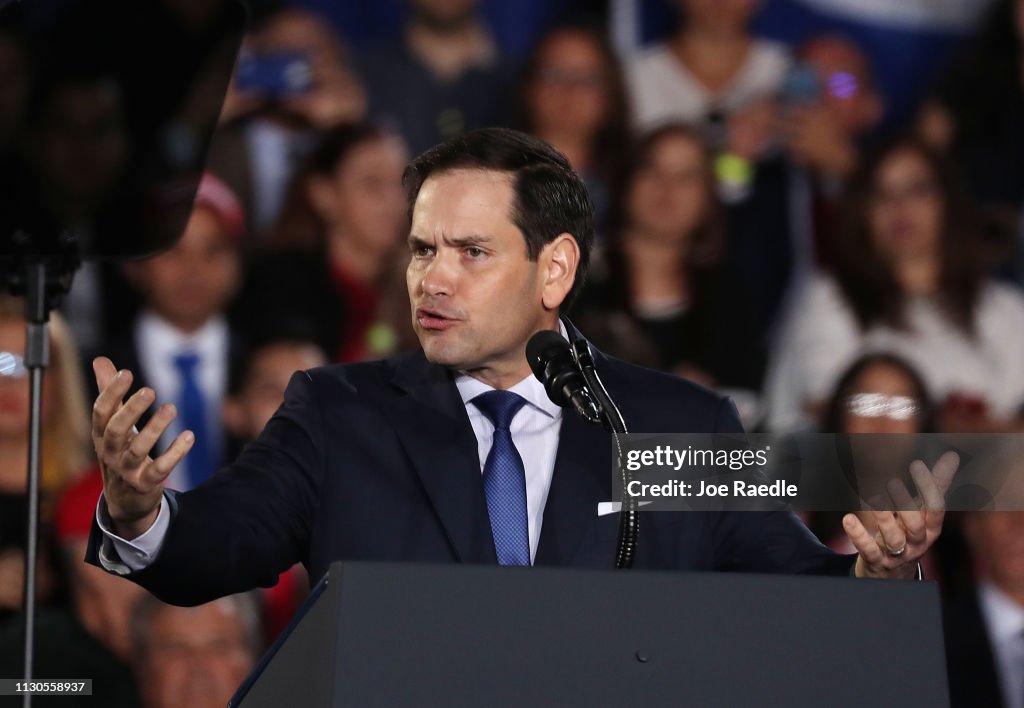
[
  {"xmin": 979, "ymin": 580, "xmax": 1024, "ymax": 644},
  {"xmin": 455, "ymin": 369, "xmax": 562, "ymax": 420},
  {"xmin": 453, "ymin": 322, "xmax": 568, "ymax": 420},
  {"xmin": 136, "ymin": 310, "xmax": 228, "ymax": 363}
]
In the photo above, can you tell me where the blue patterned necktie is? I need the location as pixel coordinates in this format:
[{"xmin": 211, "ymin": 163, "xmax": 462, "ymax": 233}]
[
  {"xmin": 172, "ymin": 350, "xmax": 214, "ymax": 488},
  {"xmin": 472, "ymin": 390, "xmax": 530, "ymax": 566}
]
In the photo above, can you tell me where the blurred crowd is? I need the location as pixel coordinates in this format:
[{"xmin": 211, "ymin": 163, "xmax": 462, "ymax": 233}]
[{"xmin": 2, "ymin": 0, "xmax": 1024, "ymax": 705}]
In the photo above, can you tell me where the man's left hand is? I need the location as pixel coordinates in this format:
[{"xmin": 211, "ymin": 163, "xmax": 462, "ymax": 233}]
[{"xmin": 843, "ymin": 451, "xmax": 960, "ymax": 579}]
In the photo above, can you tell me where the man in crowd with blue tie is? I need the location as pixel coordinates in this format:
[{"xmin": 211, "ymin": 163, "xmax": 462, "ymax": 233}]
[
  {"xmin": 98, "ymin": 172, "xmax": 246, "ymax": 492},
  {"xmin": 85, "ymin": 128, "xmax": 950, "ymax": 604}
]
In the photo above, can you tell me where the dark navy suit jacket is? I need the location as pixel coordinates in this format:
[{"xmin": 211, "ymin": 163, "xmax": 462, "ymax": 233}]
[{"xmin": 87, "ymin": 331, "xmax": 854, "ymax": 606}]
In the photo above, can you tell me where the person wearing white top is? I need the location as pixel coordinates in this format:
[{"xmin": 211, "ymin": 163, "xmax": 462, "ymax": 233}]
[
  {"xmin": 766, "ymin": 273, "xmax": 1024, "ymax": 432},
  {"xmin": 764, "ymin": 138, "xmax": 1024, "ymax": 432},
  {"xmin": 625, "ymin": 0, "xmax": 792, "ymax": 134}
]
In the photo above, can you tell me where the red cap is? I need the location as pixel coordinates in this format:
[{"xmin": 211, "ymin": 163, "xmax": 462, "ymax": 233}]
[
  {"xmin": 55, "ymin": 466, "xmax": 105, "ymax": 541},
  {"xmin": 194, "ymin": 172, "xmax": 245, "ymax": 242}
]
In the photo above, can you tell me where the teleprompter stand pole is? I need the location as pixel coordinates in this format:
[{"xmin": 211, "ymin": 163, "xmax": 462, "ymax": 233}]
[{"xmin": 3, "ymin": 231, "xmax": 79, "ymax": 708}]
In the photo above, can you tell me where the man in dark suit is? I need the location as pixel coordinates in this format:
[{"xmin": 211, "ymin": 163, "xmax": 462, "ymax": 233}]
[
  {"xmin": 944, "ymin": 511, "xmax": 1024, "ymax": 708},
  {"xmin": 86, "ymin": 128, "xmax": 949, "ymax": 606},
  {"xmin": 94, "ymin": 172, "xmax": 247, "ymax": 492}
]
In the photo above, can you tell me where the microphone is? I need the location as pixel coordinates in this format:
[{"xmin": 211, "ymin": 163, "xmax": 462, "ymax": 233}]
[
  {"xmin": 526, "ymin": 330, "xmax": 602, "ymax": 424},
  {"xmin": 528, "ymin": 328, "xmax": 637, "ymax": 569}
]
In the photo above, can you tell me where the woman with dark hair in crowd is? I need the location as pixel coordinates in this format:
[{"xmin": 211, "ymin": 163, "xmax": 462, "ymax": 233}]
[
  {"xmin": 821, "ymin": 351, "xmax": 935, "ymax": 435},
  {"xmin": 573, "ymin": 123, "xmax": 763, "ymax": 404},
  {"xmin": 765, "ymin": 138, "xmax": 1024, "ymax": 433},
  {"xmin": 807, "ymin": 351, "xmax": 946, "ymax": 571},
  {"xmin": 818, "ymin": 352, "xmax": 934, "ymax": 513},
  {"xmin": 517, "ymin": 25, "xmax": 630, "ymax": 234},
  {"xmin": 236, "ymin": 121, "xmax": 416, "ymax": 362}
]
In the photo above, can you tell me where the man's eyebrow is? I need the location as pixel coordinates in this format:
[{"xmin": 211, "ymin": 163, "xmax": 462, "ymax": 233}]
[
  {"xmin": 445, "ymin": 234, "xmax": 493, "ymax": 247},
  {"xmin": 407, "ymin": 234, "xmax": 494, "ymax": 248}
]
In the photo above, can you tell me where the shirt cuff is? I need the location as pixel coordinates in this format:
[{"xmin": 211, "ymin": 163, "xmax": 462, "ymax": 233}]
[
  {"xmin": 848, "ymin": 559, "xmax": 924, "ymax": 580},
  {"xmin": 95, "ymin": 493, "xmax": 171, "ymax": 575}
]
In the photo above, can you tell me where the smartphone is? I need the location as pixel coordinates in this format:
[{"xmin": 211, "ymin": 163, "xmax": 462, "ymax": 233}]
[
  {"xmin": 778, "ymin": 64, "xmax": 820, "ymax": 105},
  {"xmin": 235, "ymin": 51, "xmax": 314, "ymax": 98}
]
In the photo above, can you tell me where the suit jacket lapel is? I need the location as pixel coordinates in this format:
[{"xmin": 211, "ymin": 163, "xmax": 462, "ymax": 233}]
[
  {"xmin": 389, "ymin": 350, "xmax": 497, "ymax": 564},
  {"xmin": 534, "ymin": 397, "xmax": 612, "ymax": 566}
]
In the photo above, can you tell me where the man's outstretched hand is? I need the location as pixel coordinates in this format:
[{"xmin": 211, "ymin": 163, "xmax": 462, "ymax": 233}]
[
  {"xmin": 91, "ymin": 357, "xmax": 194, "ymax": 540},
  {"xmin": 843, "ymin": 451, "xmax": 960, "ymax": 579}
]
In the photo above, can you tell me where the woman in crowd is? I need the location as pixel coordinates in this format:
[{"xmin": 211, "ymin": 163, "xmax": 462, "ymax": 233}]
[
  {"xmin": 574, "ymin": 123, "xmax": 762, "ymax": 399},
  {"xmin": 765, "ymin": 138, "xmax": 1024, "ymax": 433},
  {"xmin": 808, "ymin": 352, "xmax": 944, "ymax": 574},
  {"xmin": 820, "ymin": 351, "xmax": 935, "ymax": 435},
  {"xmin": 0, "ymin": 296, "xmax": 90, "ymax": 619},
  {"xmin": 820, "ymin": 351, "xmax": 935, "ymax": 505},
  {"xmin": 626, "ymin": 0, "xmax": 791, "ymax": 151},
  {"xmin": 517, "ymin": 25, "xmax": 630, "ymax": 235},
  {"xmin": 237, "ymin": 121, "xmax": 415, "ymax": 362}
]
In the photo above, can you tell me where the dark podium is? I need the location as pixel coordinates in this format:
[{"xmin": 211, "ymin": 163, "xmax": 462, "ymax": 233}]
[{"xmin": 231, "ymin": 562, "xmax": 948, "ymax": 707}]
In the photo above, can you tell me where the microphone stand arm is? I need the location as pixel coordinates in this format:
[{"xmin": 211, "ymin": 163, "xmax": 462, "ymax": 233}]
[{"xmin": 567, "ymin": 338, "xmax": 637, "ymax": 569}]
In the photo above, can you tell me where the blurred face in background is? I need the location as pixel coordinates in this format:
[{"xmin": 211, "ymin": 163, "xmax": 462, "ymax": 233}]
[
  {"xmin": 867, "ymin": 147, "xmax": 943, "ymax": 268},
  {"xmin": 139, "ymin": 600, "xmax": 255, "ymax": 708},
  {"xmin": 258, "ymin": 9, "xmax": 347, "ymax": 71},
  {"xmin": 627, "ymin": 131, "xmax": 711, "ymax": 245},
  {"xmin": 963, "ymin": 512, "xmax": 1024, "ymax": 593},
  {"xmin": 0, "ymin": 319, "xmax": 59, "ymax": 446},
  {"xmin": 678, "ymin": 0, "xmax": 758, "ymax": 35},
  {"xmin": 0, "ymin": 321, "xmax": 28, "ymax": 440},
  {"xmin": 409, "ymin": 0, "xmax": 479, "ymax": 31},
  {"xmin": 128, "ymin": 206, "xmax": 240, "ymax": 333},
  {"xmin": 526, "ymin": 30, "xmax": 610, "ymax": 142},
  {"xmin": 842, "ymin": 362, "xmax": 924, "ymax": 435},
  {"xmin": 309, "ymin": 135, "xmax": 408, "ymax": 255},
  {"xmin": 840, "ymin": 360, "xmax": 925, "ymax": 505},
  {"xmin": 225, "ymin": 342, "xmax": 326, "ymax": 441}
]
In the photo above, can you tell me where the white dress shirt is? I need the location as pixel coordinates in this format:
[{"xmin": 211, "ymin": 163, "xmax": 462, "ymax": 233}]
[
  {"xmin": 978, "ymin": 581, "xmax": 1024, "ymax": 708},
  {"xmin": 98, "ymin": 327, "xmax": 569, "ymax": 573},
  {"xmin": 135, "ymin": 311, "xmax": 229, "ymax": 491}
]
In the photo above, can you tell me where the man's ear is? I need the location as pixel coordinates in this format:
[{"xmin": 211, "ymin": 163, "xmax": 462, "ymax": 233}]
[{"xmin": 540, "ymin": 233, "xmax": 579, "ymax": 311}]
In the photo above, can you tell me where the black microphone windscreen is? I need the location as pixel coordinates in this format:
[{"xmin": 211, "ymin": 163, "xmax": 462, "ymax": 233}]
[{"xmin": 526, "ymin": 330, "xmax": 570, "ymax": 380}]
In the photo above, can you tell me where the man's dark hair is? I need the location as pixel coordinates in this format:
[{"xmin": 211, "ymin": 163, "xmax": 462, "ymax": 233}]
[{"xmin": 403, "ymin": 127, "xmax": 594, "ymax": 312}]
